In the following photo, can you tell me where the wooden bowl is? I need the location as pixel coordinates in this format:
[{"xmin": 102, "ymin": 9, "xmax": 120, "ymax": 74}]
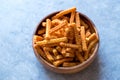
[{"xmin": 32, "ymin": 11, "xmax": 99, "ymax": 74}]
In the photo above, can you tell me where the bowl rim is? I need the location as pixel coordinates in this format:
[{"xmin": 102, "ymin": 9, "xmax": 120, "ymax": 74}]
[{"xmin": 32, "ymin": 10, "xmax": 100, "ymax": 72}]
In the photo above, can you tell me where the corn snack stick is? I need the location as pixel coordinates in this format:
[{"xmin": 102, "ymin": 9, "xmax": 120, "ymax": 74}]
[
  {"xmin": 81, "ymin": 26, "xmax": 87, "ymax": 51},
  {"xmin": 52, "ymin": 7, "xmax": 76, "ymax": 20},
  {"xmin": 53, "ymin": 58, "xmax": 73, "ymax": 67},
  {"xmin": 36, "ymin": 37, "xmax": 68, "ymax": 46}
]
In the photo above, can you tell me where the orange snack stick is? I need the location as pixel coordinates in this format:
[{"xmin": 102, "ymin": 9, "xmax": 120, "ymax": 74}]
[
  {"xmin": 75, "ymin": 12, "xmax": 81, "ymax": 28},
  {"xmin": 70, "ymin": 11, "xmax": 75, "ymax": 23},
  {"xmin": 86, "ymin": 33, "xmax": 97, "ymax": 43},
  {"xmin": 67, "ymin": 23, "xmax": 75, "ymax": 43},
  {"xmin": 38, "ymin": 28, "xmax": 46, "ymax": 34},
  {"xmin": 62, "ymin": 62, "xmax": 77, "ymax": 67},
  {"xmin": 66, "ymin": 48, "xmax": 73, "ymax": 53},
  {"xmin": 53, "ymin": 58, "xmax": 73, "ymax": 67},
  {"xmin": 42, "ymin": 22, "xmax": 46, "ymax": 27},
  {"xmin": 43, "ymin": 48, "xmax": 54, "ymax": 62},
  {"xmin": 43, "ymin": 47, "xmax": 53, "ymax": 52},
  {"xmin": 55, "ymin": 55, "xmax": 63, "ymax": 60},
  {"xmin": 61, "ymin": 16, "xmax": 70, "ymax": 22},
  {"xmin": 86, "ymin": 30, "xmax": 91, "ymax": 38},
  {"xmin": 81, "ymin": 26, "xmax": 87, "ymax": 52},
  {"xmin": 49, "ymin": 20, "xmax": 67, "ymax": 34},
  {"xmin": 64, "ymin": 27, "xmax": 70, "ymax": 38},
  {"xmin": 59, "ymin": 28, "xmax": 66, "ymax": 35},
  {"xmin": 42, "ymin": 19, "xmax": 61, "ymax": 27},
  {"xmin": 53, "ymin": 30, "xmax": 64, "ymax": 38},
  {"xmin": 36, "ymin": 37, "xmax": 68, "ymax": 46},
  {"xmin": 75, "ymin": 51, "xmax": 84, "ymax": 63},
  {"xmin": 34, "ymin": 44, "xmax": 47, "ymax": 60},
  {"xmin": 71, "ymin": 23, "xmax": 82, "ymax": 52},
  {"xmin": 64, "ymin": 53, "xmax": 75, "ymax": 58},
  {"xmin": 84, "ymin": 38, "xmax": 98, "ymax": 60},
  {"xmin": 33, "ymin": 35, "xmax": 43, "ymax": 43},
  {"xmin": 45, "ymin": 19, "xmax": 51, "ymax": 40},
  {"xmin": 61, "ymin": 47, "xmax": 66, "ymax": 55},
  {"xmin": 56, "ymin": 46, "xmax": 62, "ymax": 52},
  {"xmin": 52, "ymin": 7, "xmax": 76, "ymax": 20},
  {"xmin": 60, "ymin": 42, "xmax": 81, "ymax": 50},
  {"xmin": 77, "ymin": 27, "xmax": 81, "ymax": 32},
  {"xmin": 52, "ymin": 19, "xmax": 61, "ymax": 26},
  {"xmin": 49, "ymin": 36, "xmax": 58, "ymax": 39},
  {"xmin": 52, "ymin": 49, "xmax": 59, "ymax": 56},
  {"xmin": 73, "ymin": 23, "xmax": 81, "ymax": 45},
  {"xmin": 43, "ymin": 43, "xmax": 59, "ymax": 47}
]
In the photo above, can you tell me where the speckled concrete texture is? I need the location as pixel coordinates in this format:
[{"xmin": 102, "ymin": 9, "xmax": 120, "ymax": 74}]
[{"xmin": 0, "ymin": 0, "xmax": 120, "ymax": 80}]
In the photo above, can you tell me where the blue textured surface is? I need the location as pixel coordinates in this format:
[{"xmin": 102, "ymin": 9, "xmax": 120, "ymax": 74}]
[{"xmin": 0, "ymin": 0, "xmax": 120, "ymax": 80}]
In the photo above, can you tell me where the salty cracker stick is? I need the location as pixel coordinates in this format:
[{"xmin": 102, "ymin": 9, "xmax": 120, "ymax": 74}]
[
  {"xmin": 49, "ymin": 36, "xmax": 58, "ymax": 39},
  {"xmin": 66, "ymin": 48, "xmax": 73, "ymax": 53},
  {"xmin": 43, "ymin": 43, "xmax": 59, "ymax": 47},
  {"xmin": 61, "ymin": 16, "xmax": 70, "ymax": 23},
  {"xmin": 65, "ymin": 48, "xmax": 75, "ymax": 57},
  {"xmin": 52, "ymin": 7, "xmax": 76, "ymax": 20},
  {"xmin": 70, "ymin": 11, "xmax": 75, "ymax": 23},
  {"xmin": 64, "ymin": 27, "xmax": 71, "ymax": 38},
  {"xmin": 67, "ymin": 23, "xmax": 75, "ymax": 43},
  {"xmin": 33, "ymin": 35, "xmax": 43, "ymax": 43},
  {"xmin": 43, "ymin": 48, "xmax": 54, "ymax": 62},
  {"xmin": 60, "ymin": 42, "xmax": 81, "ymax": 49},
  {"xmin": 42, "ymin": 19, "xmax": 61, "ymax": 27},
  {"xmin": 43, "ymin": 47, "xmax": 53, "ymax": 52},
  {"xmin": 45, "ymin": 19, "xmax": 51, "ymax": 40},
  {"xmin": 34, "ymin": 44, "xmax": 47, "ymax": 60},
  {"xmin": 73, "ymin": 23, "xmax": 81, "ymax": 45},
  {"xmin": 55, "ymin": 55, "xmax": 63, "ymax": 60},
  {"xmin": 58, "ymin": 28, "xmax": 66, "ymax": 37},
  {"xmin": 68, "ymin": 23, "xmax": 79, "ymax": 43},
  {"xmin": 59, "ymin": 27, "xmax": 66, "ymax": 33},
  {"xmin": 62, "ymin": 62, "xmax": 77, "ymax": 67},
  {"xmin": 42, "ymin": 22, "xmax": 46, "ymax": 27},
  {"xmin": 86, "ymin": 30, "xmax": 91, "ymax": 38},
  {"xmin": 52, "ymin": 19, "xmax": 61, "ymax": 26},
  {"xmin": 38, "ymin": 28, "xmax": 46, "ymax": 34},
  {"xmin": 61, "ymin": 42, "xmax": 82, "ymax": 52},
  {"xmin": 84, "ymin": 38, "xmax": 98, "ymax": 60},
  {"xmin": 36, "ymin": 37, "xmax": 68, "ymax": 46},
  {"xmin": 77, "ymin": 27, "xmax": 81, "ymax": 32},
  {"xmin": 53, "ymin": 49, "xmax": 59, "ymax": 56},
  {"xmin": 61, "ymin": 47, "xmax": 66, "ymax": 55},
  {"xmin": 53, "ymin": 58, "xmax": 73, "ymax": 67},
  {"xmin": 49, "ymin": 20, "xmax": 67, "ymax": 34},
  {"xmin": 53, "ymin": 30, "xmax": 64, "ymax": 37},
  {"xmin": 56, "ymin": 46, "xmax": 62, "ymax": 52},
  {"xmin": 75, "ymin": 12, "xmax": 81, "ymax": 28},
  {"xmin": 75, "ymin": 51, "xmax": 84, "ymax": 63},
  {"xmin": 64, "ymin": 53, "xmax": 75, "ymax": 58},
  {"xmin": 81, "ymin": 26, "xmax": 87, "ymax": 52},
  {"xmin": 86, "ymin": 33, "xmax": 97, "ymax": 43},
  {"xmin": 73, "ymin": 23, "xmax": 82, "ymax": 52}
]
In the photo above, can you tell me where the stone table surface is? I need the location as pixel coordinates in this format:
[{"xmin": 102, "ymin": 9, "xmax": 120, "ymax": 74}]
[{"xmin": 0, "ymin": 0, "xmax": 120, "ymax": 80}]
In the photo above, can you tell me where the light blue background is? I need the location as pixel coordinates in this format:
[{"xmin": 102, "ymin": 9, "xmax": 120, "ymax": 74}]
[{"xmin": 0, "ymin": 0, "xmax": 120, "ymax": 80}]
